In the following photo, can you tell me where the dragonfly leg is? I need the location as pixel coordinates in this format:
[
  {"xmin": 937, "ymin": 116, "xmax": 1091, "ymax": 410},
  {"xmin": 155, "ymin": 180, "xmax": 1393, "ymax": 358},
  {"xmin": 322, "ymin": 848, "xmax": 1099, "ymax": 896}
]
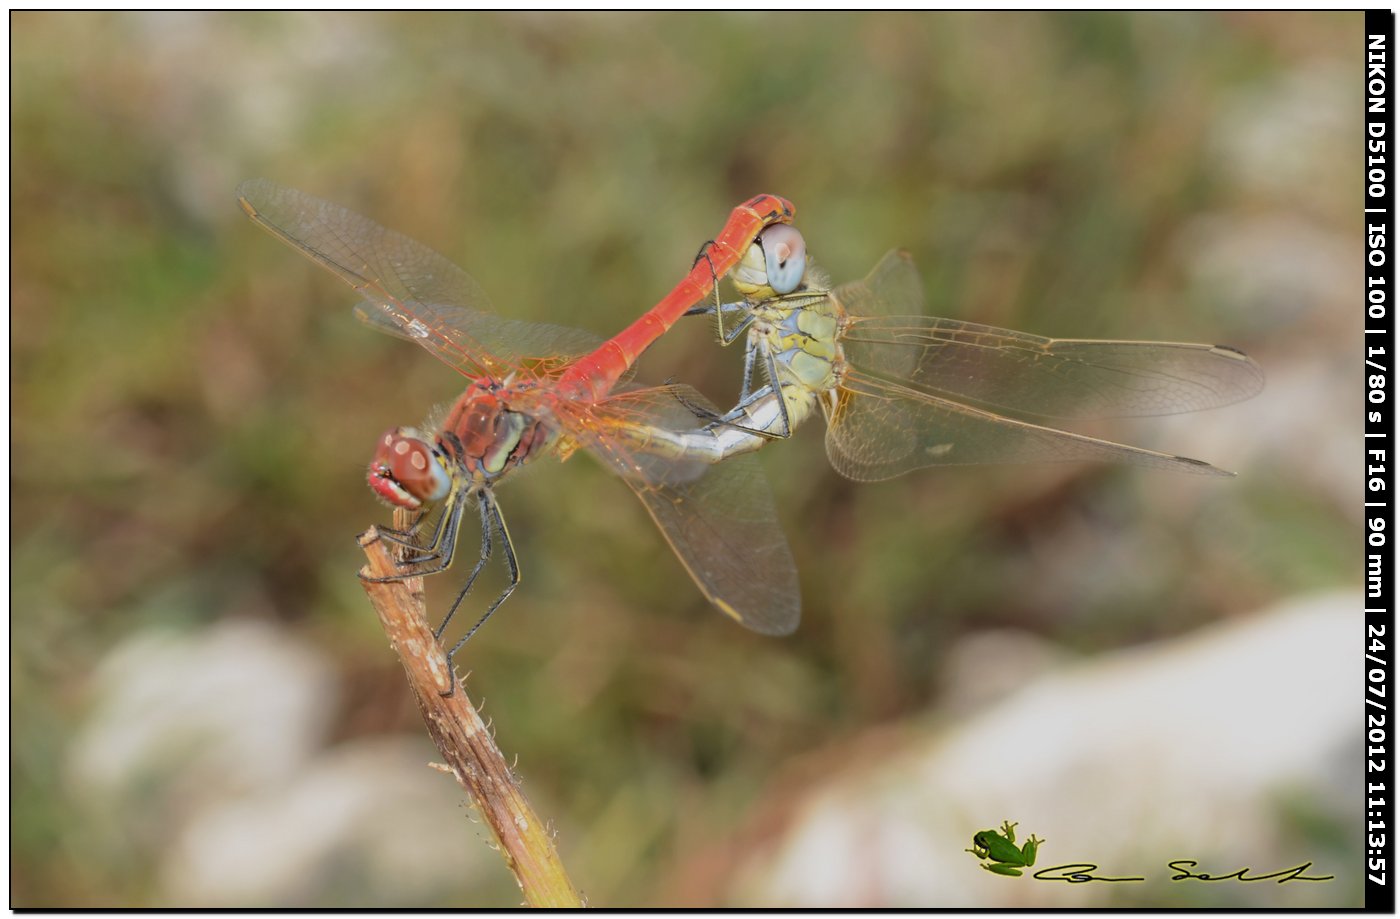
[
  {"xmin": 684, "ymin": 299, "xmax": 753, "ymax": 346},
  {"xmin": 683, "ymin": 300, "xmax": 750, "ymax": 319},
  {"xmin": 433, "ymin": 492, "xmax": 496, "ymax": 639},
  {"xmin": 361, "ymin": 488, "xmax": 467, "ymax": 582},
  {"xmin": 686, "ymin": 340, "xmax": 797, "ymax": 431},
  {"xmin": 691, "ymin": 241, "xmax": 725, "ymax": 341},
  {"xmin": 691, "ymin": 343, "xmax": 797, "ymax": 440},
  {"xmin": 670, "ymin": 386, "xmax": 728, "ymax": 425},
  {"xmin": 376, "ymin": 508, "xmax": 429, "ymax": 545},
  {"xmin": 665, "ymin": 348, "xmax": 772, "ymax": 429},
  {"xmin": 739, "ymin": 335, "xmax": 760, "ymax": 402},
  {"xmin": 717, "ymin": 304, "xmax": 753, "ymax": 346},
  {"xmin": 671, "ymin": 377, "xmax": 795, "ymax": 444},
  {"xmin": 688, "ymin": 241, "xmax": 754, "ymax": 344},
  {"xmin": 376, "ymin": 498, "xmax": 456, "ymax": 567},
  {"xmin": 439, "ymin": 491, "xmax": 520, "ymax": 696},
  {"xmin": 757, "ymin": 344, "xmax": 795, "ymax": 440}
]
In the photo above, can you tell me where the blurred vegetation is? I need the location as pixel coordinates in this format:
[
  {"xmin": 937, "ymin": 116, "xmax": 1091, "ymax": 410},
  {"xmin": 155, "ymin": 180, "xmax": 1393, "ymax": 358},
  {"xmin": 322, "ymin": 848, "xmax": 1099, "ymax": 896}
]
[{"xmin": 13, "ymin": 11, "xmax": 1360, "ymax": 907}]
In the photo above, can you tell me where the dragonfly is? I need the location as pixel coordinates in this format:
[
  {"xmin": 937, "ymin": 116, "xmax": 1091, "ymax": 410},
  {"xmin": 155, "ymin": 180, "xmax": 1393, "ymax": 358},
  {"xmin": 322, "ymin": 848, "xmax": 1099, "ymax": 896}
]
[
  {"xmin": 685, "ymin": 223, "xmax": 1265, "ymax": 480},
  {"xmin": 237, "ymin": 180, "xmax": 802, "ymax": 681}
]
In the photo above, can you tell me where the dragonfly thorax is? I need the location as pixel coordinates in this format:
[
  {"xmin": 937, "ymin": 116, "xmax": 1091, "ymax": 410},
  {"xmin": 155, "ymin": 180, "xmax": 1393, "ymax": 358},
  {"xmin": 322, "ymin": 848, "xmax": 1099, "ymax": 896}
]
[
  {"xmin": 443, "ymin": 385, "xmax": 553, "ymax": 481},
  {"xmin": 367, "ymin": 427, "xmax": 453, "ymax": 510}
]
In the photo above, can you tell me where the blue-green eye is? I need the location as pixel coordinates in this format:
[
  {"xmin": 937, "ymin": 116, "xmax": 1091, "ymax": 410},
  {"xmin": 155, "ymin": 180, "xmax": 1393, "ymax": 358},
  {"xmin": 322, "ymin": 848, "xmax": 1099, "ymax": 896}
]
[{"xmin": 760, "ymin": 224, "xmax": 806, "ymax": 294}]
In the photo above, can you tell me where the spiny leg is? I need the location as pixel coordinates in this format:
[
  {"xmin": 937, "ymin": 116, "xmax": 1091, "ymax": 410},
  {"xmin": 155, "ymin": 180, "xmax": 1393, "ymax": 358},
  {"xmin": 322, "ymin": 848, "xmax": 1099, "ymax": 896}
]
[
  {"xmin": 756, "ymin": 343, "xmax": 795, "ymax": 440},
  {"xmin": 664, "ymin": 374, "xmax": 770, "ymax": 431},
  {"xmin": 739, "ymin": 334, "xmax": 759, "ymax": 401},
  {"xmin": 684, "ymin": 340, "xmax": 797, "ymax": 441},
  {"xmin": 434, "ymin": 490, "xmax": 497, "ymax": 640},
  {"xmin": 376, "ymin": 494, "xmax": 457, "ymax": 567},
  {"xmin": 691, "ymin": 242, "xmax": 732, "ymax": 344},
  {"xmin": 362, "ymin": 487, "xmax": 468, "ymax": 583},
  {"xmin": 375, "ymin": 507, "xmax": 429, "ymax": 546},
  {"xmin": 684, "ymin": 298, "xmax": 754, "ymax": 346},
  {"xmin": 731, "ymin": 290, "xmax": 829, "ymax": 440},
  {"xmin": 440, "ymin": 490, "xmax": 520, "ymax": 696}
]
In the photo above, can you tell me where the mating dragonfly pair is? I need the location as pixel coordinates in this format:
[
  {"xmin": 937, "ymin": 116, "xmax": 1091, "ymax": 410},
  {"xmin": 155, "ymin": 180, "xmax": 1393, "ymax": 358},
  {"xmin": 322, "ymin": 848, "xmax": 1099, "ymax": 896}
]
[{"xmin": 238, "ymin": 181, "xmax": 1263, "ymax": 679}]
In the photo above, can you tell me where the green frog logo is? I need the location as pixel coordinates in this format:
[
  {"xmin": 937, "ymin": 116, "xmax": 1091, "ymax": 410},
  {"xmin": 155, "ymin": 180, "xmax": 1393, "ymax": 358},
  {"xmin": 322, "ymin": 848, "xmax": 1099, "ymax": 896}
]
[{"xmin": 966, "ymin": 821, "xmax": 1043, "ymax": 876}]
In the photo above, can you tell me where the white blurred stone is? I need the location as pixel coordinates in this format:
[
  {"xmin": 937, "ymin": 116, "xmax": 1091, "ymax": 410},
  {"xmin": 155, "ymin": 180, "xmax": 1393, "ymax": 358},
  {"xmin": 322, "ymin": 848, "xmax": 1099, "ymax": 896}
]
[
  {"xmin": 69, "ymin": 619, "xmax": 336, "ymax": 805},
  {"xmin": 161, "ymin": 736, "xmax": 490, "ymax": 907},
  {"xmin": 68, "ymin": 619, "xmax": 500, "ymax": 906},
  {"xmin": 1176, "ymin": 213, "xmax": 1352, "ymax": 331},
  {"xmin": 733, "ymin": 593, "xmax": 1360, "ymax": 907},
  {"xmin": 1210, "ymin": 61, "xmax": 1353, "ymax": 201}
]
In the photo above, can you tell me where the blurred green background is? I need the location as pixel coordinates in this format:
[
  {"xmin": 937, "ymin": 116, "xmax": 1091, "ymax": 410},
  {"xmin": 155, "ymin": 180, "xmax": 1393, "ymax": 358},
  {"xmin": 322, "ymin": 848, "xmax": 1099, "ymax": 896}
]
[{"xmin": 13, "ymin": 11, "xmax": 1362, "ymax": 907}]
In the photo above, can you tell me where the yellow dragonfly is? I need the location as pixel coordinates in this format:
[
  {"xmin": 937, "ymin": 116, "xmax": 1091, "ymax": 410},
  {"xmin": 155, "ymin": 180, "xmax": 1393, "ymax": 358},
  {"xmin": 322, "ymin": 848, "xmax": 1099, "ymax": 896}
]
[{"xmin": 686, "ymin": 223, "xmax": 1264, "ymax": 480}]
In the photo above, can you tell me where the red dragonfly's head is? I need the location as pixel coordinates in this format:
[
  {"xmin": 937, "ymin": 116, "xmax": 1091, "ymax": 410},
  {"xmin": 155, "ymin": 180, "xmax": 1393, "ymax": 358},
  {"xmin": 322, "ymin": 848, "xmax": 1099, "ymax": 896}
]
[
  {"xmin": 734, "ymin": 223, "xmax": 807, "ymax": 300},
  {"xmin": 367, "ymin": 427, "xmax": 453, "ymax": 510}
]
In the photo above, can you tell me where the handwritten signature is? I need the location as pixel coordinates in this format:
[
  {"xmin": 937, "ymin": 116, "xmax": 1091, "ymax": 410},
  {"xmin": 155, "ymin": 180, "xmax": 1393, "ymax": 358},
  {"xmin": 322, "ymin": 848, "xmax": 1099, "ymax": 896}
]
[{"xmin": 1030, "ymin": 861, "xmax": 1334, "ymax": 884}]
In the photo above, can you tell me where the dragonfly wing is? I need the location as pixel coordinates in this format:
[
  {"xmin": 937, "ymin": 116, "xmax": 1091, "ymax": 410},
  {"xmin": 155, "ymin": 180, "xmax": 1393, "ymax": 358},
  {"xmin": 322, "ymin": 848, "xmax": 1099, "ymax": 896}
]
[
  {"xmin": 558, "ymin": 387, "xmax": 801, "ymax": 635},
  {"xmin": 838, "ymin": 251, "xmax": 1265, "ymax": 419},
  {"xmin": 351, "ymin": 302, "xmax": 602, "ymax": 379},
  {"xmin": 844, "ymin": 315, "xmax": 1264, "ymax": 420},
  {"xmin": 826, "ymin": 370, "xmax": 1236, "ymax": 482},
  {"xmin": 238, "ymin": 179, "xmax": 597, "ymax": 379},
  {"xmin": 831, "ymin": 249, "xmax": 929, "ymax": 319}
]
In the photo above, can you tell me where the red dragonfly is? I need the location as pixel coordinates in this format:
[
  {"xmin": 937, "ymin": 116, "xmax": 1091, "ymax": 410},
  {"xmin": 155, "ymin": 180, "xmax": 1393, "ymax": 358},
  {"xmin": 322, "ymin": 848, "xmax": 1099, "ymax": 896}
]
[{"xmin": 238, "ymin": 180, "xmax": 801, "ymax": 678}]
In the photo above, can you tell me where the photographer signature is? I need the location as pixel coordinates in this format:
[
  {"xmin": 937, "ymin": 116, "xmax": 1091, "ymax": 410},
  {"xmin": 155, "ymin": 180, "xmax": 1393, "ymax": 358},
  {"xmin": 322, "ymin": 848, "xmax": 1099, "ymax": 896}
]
[
  {"xmin": 1033, "ymin": 861, "xmax": 1334, "ymax": 884},
  {"xmin": 965, "ymin": 821, "xmax": 1332, "ymax": 883}
]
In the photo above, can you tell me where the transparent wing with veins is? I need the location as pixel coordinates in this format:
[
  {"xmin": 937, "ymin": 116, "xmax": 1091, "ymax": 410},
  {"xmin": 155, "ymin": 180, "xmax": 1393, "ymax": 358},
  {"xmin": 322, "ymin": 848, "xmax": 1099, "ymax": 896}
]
[
  {"xmin": 823, "ymin": 251, "xmax": 1265, "ymax": 481},
  {"xmin": 826, "ymin": 372, "xmax": 1241, "ymax": 482},
  {"xmin": 554, "ymin": 385, "xmax": 800, "ymax": 636},
  {"xmin": 237, "ymin": 178, "xmax": 602, "ymax": 381},
  {"xmin": 838, "ymin": 251, "xmax": 1266, "ymax": 420}
]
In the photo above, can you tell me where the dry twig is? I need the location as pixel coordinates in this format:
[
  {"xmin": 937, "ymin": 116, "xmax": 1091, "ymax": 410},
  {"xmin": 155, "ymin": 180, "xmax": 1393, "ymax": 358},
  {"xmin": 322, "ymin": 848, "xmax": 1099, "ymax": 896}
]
[{"xmin": 357, "ymin": 525, "xmax": 583, "ymax": 908}]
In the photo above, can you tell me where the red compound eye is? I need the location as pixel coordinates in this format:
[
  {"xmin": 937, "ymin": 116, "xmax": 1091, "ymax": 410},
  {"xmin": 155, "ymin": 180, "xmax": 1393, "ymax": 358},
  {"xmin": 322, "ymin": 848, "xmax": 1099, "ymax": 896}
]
[{"xmin": 367, "ymin": 428, "xmax": 450, "ymax": 509}]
